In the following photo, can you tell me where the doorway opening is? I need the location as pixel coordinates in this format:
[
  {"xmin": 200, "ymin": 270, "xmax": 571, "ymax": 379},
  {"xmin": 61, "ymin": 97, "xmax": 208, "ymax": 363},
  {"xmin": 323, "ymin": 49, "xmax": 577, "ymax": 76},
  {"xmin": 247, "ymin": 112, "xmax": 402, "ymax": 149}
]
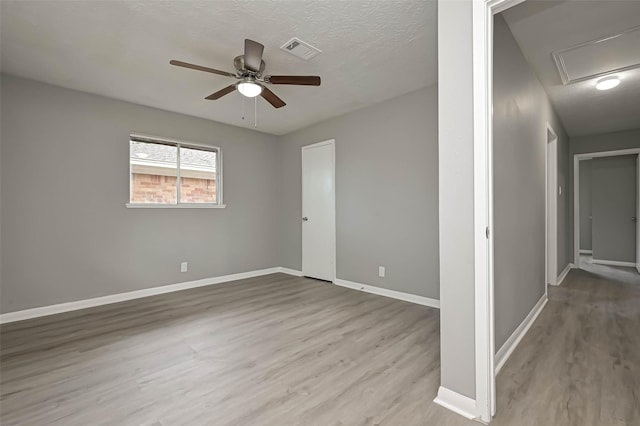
[
  {"xmin": 474, "ymin": 0, "xmax": 640, "ymax": 422},
  {"xmin": 573, "ymin": 149, "xmax": 640, "ymax": 273}
]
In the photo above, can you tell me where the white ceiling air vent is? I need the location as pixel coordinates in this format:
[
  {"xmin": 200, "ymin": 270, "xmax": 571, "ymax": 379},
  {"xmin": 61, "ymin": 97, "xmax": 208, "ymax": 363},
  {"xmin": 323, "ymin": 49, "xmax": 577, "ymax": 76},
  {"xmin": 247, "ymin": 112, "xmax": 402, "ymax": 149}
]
[{"xmin": 280, "ymin": 38, "xmax": 322, "ymax": 60}]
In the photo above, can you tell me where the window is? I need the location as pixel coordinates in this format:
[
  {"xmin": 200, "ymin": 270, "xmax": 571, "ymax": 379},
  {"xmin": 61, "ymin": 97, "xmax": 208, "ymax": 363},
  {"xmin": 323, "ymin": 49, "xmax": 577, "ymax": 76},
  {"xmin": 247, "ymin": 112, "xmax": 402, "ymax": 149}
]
[{"xmin": 127, "ymin": 135, "xmax": 223, "ymax": 208}]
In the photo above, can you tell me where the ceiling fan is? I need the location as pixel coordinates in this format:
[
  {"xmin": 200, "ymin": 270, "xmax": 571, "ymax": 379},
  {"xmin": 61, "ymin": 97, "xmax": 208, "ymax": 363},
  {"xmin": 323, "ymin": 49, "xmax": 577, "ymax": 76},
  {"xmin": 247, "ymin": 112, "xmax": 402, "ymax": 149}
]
[{"xmin": 170, "ymin": 39, "xmax": 321, "ymax": 109}]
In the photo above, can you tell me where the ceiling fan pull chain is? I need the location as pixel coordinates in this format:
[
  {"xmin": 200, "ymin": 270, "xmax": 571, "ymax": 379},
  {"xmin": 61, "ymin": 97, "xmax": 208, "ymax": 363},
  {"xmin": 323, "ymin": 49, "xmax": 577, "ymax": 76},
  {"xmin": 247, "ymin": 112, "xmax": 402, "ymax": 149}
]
[
  {"xmin": 241, "ymin": 94, "xmax": 245, "ymax": 120},
  {"xmin": 254, "ymin": 96, "xmax": 258, "ymax": 127}
]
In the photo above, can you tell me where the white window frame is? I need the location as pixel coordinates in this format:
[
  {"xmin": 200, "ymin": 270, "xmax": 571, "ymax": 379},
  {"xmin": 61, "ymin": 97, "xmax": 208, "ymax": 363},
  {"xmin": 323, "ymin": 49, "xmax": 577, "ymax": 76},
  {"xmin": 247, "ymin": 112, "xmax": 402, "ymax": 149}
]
[{"xmin": 126, "ymin": 133, "xmax": 225, "ymax": 209}]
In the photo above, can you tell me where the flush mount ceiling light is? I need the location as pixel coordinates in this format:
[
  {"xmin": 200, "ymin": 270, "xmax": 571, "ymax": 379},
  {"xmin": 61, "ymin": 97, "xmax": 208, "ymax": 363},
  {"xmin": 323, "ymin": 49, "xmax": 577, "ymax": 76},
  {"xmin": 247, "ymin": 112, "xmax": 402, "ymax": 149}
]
[
  {"xmin": 237, "ymin": 81, "xmax": 263, "ymax": 98},
  {"xmin": 595, "ymin": 76, "xmax": 620, "ymax": 91}
]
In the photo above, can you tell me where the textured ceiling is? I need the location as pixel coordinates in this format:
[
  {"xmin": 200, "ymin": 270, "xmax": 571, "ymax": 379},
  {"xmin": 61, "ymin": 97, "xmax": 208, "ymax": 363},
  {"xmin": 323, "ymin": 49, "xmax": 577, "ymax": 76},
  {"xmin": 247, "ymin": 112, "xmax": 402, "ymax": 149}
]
[
  {"xmin": 0, "ymin": 0, "xmax": 437, "ymax": 135},
  {"xmin": 502, "ymin": 0, "xmax": 640, "ymax": 137}
]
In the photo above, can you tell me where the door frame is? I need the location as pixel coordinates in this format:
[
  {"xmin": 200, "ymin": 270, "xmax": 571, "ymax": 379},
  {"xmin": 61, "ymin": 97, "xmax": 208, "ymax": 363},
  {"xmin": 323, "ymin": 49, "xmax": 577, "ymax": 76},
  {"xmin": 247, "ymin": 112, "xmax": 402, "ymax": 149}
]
[
  {"xmin": 473, "ymin": 0, "xmax": 531, "ymax": 421},
  {"xmin": 301, "ymin": 139, "xmax": 336, "ymax": 282},
  {"xmin": 475, "ymin": 0, "xmax": 640, "ymax": 421},
  {"xmin": 545, "ymin": 124, "xmax": 558, "ymax": 289},
  {"xmin": 637, "ymin": 155, "xmax": 640, "ymax": 273},
  {"xmin": 573, "ymin": 147, "xmax": 640, "ymax": 266}
]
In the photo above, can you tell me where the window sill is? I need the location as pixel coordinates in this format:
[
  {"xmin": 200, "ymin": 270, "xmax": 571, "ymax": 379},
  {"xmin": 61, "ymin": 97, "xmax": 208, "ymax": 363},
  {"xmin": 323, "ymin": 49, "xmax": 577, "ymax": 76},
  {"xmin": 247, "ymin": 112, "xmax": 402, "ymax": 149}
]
[{"xmin": 126, "ymin": 203, "xmax": 226, "ymax": 209}]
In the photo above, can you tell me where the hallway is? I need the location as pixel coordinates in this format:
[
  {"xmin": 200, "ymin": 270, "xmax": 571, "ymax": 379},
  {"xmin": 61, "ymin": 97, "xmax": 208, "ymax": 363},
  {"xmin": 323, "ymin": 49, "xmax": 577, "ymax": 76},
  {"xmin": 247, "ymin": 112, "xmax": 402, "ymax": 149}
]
[
  {"xmin": 377, "ymin": 258, "xmax": 640, "ymax": 425},
  {"xmin": 490, "ymin": 260, "xmax": 640, "ymax": 425}
]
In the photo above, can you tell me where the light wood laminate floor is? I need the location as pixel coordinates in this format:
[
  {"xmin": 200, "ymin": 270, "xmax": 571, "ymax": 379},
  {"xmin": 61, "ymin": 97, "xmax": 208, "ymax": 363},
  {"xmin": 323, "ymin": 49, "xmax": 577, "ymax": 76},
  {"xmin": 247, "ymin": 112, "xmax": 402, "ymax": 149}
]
[
  {"xmin": 491, "ymin": 259, "xmax": 640, "ymax": 426},
  {"xmin": 2, "ymin": 263, "xmax": 639, "ymax": 425},
  {"xmin": 1, "ymin": 274, "xmax": 453, "ymax": 425}
]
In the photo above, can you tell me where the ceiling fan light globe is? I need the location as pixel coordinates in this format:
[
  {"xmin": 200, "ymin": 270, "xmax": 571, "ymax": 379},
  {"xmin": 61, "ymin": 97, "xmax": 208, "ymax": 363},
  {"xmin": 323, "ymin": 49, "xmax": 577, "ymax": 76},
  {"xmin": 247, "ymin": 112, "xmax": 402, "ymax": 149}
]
[{"xmin": 238, "ymin": 82, "xmax": 263, "ymax": 98}]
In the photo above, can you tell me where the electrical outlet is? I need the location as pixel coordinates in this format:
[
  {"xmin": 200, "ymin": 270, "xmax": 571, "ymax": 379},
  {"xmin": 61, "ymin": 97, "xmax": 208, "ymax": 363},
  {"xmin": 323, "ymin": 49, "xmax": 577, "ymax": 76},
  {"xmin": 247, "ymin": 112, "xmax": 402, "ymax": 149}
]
[
  {"xmin": 181, "ymin": 262, "xmax": 188, "ymax": 272},
  {"xmin": 378, "ymin": 266, "xmax": 385, "ymax": 278}
]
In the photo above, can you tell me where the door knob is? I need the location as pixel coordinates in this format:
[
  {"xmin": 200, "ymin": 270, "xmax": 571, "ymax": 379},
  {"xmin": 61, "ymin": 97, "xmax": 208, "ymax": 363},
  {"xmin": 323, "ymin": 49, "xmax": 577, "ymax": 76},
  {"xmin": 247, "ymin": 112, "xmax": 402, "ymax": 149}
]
[
  {"xmin": 302, "ymin": 217, "xmax": 309, "ymax": 221},
  {"xmin": 633, "ymin": 217, "xmax": 637, "ymax": 223}
]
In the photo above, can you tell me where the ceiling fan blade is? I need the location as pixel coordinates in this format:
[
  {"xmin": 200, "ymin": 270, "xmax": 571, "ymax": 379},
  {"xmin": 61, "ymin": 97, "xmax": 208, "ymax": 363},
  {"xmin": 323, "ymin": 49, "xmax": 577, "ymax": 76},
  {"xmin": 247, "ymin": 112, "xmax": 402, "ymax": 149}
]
[
  {"xmin": 244, "ymin": 39, "xmax": 264, "ymax": 72},
  {"xmin": 268, "ymin": 75, "xmax": 321, "ymax": 86},
  {"xmin": 205, "ymin": 84, "xmax": 237, "ymax": 100},
  {"xmin": 260, "ymin": 86, "xmax": 286, "ymax": 108},
  {"xmin": 170, "ymin": 60, "xmax": 236, "ymax": 78}
]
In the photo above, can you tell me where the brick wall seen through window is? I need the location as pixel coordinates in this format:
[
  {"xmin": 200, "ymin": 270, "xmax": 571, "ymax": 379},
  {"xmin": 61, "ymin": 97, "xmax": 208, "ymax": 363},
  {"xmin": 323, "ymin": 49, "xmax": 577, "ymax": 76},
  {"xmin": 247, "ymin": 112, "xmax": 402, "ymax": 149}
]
[{"xmin": 129, "ymin": 138, "xmax": 220, "ymax": 205}]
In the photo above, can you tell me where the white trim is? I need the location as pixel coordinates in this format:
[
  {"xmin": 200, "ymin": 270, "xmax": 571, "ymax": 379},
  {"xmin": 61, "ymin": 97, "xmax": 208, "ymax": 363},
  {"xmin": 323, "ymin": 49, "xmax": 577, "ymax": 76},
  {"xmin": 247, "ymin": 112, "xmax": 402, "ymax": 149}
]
[
  {"xmin": 129, "ymin": 133, "xmax": 224, "ymax": 207},
  {"xmin": 218, "ymin": 146, "xmax": 224, "ymax": 205},
  {"xmin": 637, "ymin": 154, "xmax": 640, "ymax": 273},
  {"xmin": 333, "ymin": 279, "xmax": 440, "ymax": 309},
  {"xmin": 574, "ymin": 156, "xmax": 580, "ymax": 265},
  {"xmin": 573, "ymin": 148, "xmax": 640, "ymax": 265},
  {"xmin": 556, "ymin": 263, "xmax": 572, "ymax": 286},
  {"xmin": 126, "ymin": 203, "xmax": 226, "ymax": 209},
  {"xmin": 495, "ymin": 294, "xmax": 548, "ymax": 375},
  {"xmin": 579, "ymin": 249, "xmax": 593, "ymax": 254},
  {"xmin": 0, "ymin": 267, "xmax": 280, "ymax": 324},
  {"xmin": 471, "ymin": 0, "xmax": 536, "ymax": 419},
  {"xmin": 545, "ymin": 123, "xmax": 558, "ymax": 290},
  {"xmin": 490, "ymin": 0, "xmax": 528, "ymax": 14},
  {"xmin": 574, "ymin": 148, "xmax": 640, "ymax": 161},
  {"xmin": 472, "ymin": 1, "xmax": 535, "ymax": 419},
  {"xmin": 176, "ymin": 138, "xmax": 182, "ymax": 202},
  {"xmin": 131, "ymin": 158, "xmax": 216, "ymax": 174},
  {"xmin": 591, "ymin": 259, "xmax": 636, "ymax": 268},
  {"xmin": 472, "ymin": 0, "xmax": 492, "ymax": 418},
  {"xmin": 130, "ymin": 133, "xmax": 220, "ymax": 151},
  {"xmin": 278, "ymin": 267, "xmax": 303, "ymax": 277},
  {"xmin": 301, "ymin": 139, "xmax": 337, "ymax": 282},
  {"xmin": 434, "ymin": 387, "xmax": 478, "ymax": 421}
]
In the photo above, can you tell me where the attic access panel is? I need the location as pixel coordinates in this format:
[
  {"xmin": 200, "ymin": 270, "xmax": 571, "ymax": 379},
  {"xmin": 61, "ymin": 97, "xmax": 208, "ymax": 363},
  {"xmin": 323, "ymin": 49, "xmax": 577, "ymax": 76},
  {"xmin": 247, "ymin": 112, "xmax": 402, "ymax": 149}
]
[{"xmin": 552, "ymin": 25, "xmax": 640, "ymax": 85}]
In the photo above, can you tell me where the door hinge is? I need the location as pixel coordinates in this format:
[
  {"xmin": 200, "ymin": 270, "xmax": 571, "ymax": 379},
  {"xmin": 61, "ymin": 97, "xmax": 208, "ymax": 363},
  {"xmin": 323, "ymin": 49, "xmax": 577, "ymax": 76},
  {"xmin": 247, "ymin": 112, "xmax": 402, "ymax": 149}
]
[{"xmin": 486, "ymin": 227, "xmax": 490, "ymax": 239}]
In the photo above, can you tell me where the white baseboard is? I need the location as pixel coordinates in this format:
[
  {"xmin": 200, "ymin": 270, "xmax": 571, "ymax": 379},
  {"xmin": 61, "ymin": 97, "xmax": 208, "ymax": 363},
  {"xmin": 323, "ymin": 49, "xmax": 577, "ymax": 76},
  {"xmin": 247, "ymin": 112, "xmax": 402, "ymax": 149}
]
[
  {"xmin": 495, "ymin": 293, "xmax": 548, "ymax": 375},
  {"xmin": 278, "ymin": 267, "xmax": 303, "ymax": 276},
  {"xmin": 433, "ymin": 386, "xmax": 478, "ymax": 420},
  {"xmin": 556, "ymin": 263, "xmax": 572, "ymax": 286},
  {"xmin": 0, "ymin": 267, "xmax": 282, "ymax": 324},
  {"xmin": 592, "ymin": 259, "xmax": 635, "ymax": 268},
  {"xmin": 333, "ymin": 278, "xmax": 440, "ymax": 309},
  {"xmin": 579, "ymin": 249, "xmax": 593, "ymax": 254},
  {"xmin": 0, "ymin": 269, "xmax": 439, "ymax": 324}
]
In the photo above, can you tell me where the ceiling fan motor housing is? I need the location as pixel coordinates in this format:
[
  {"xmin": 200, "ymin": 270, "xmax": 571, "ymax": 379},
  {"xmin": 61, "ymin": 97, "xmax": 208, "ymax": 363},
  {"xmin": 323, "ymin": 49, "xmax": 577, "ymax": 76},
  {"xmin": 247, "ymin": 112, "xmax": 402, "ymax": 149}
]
[{"xmin": 234, "ymin": 55, "xmax": 266, "ymax": 77}]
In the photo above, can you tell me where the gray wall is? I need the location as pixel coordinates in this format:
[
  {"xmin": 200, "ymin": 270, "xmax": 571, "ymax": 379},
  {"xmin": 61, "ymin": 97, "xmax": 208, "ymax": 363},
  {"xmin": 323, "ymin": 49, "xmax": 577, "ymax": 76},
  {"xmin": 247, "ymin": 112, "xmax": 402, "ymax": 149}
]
[
  {"xmin": 591, "ymin": 155, "xmax": 637, "ymax": 263},
  {"xmin": 437, "ymin": 0, "xmax": 476, "ymax": 399},
  {"xmin": 279, "ymin": 85, "xmax": 439, "ymax": 299},
  {"xmin": 579, "ymin": 160, "xmax": 592, "ymax": 251},
  {"xmin": 493, "ymin": 15, "xmax": 570, "ymax": 351},
  {"xmin": 1, "ymin": 74, "xmax": 281, "ymax": 313},
  {"xmin": 570, "ymin": 129, "xmax": 640, "ymax": 156},
  {"xmin": 569, "ymin": 129, "xmax": 640, "ymax": 261}
]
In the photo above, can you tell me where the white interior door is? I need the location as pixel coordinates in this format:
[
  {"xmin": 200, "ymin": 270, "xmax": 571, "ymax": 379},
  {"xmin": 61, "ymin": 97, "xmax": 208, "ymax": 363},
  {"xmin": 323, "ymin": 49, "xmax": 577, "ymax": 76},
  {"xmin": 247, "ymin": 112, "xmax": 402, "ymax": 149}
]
[
  {"xmin": 636, "ymin": 154, "xmax": 640, "ymax": 273},
  {"xmin": 547, "ymin": 135, "xmax": 558, "ymax": 285},
  {"xmin": 302, "ymin": 140, "xmax": 335, "ymax": 281}
]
